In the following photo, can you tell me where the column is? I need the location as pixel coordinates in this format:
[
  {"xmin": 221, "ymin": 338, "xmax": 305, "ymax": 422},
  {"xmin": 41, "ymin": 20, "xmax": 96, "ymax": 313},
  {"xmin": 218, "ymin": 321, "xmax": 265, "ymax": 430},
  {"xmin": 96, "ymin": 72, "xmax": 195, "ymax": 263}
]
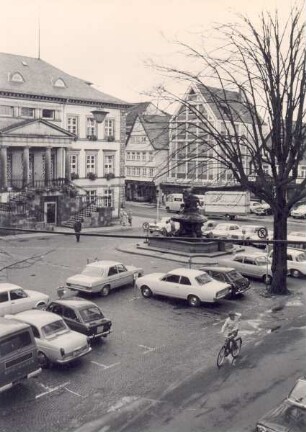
[
  {"xmin": 56, "ymin": 147, "xmax": 64, "ymax": 179},
  {"xmin": 45, "ymin": 147, "xmax": 52, "ymax": 186},
  {"xmin": 65, "ymin": 149, "xmax": 71, "ymax": 181},
  {"xmin": 0, "ymin": 146, "xmax": 8, "ymax": 190},
  {"xmin": 23, "ymin": 146, "xmax": 30, "ymax": 188}
]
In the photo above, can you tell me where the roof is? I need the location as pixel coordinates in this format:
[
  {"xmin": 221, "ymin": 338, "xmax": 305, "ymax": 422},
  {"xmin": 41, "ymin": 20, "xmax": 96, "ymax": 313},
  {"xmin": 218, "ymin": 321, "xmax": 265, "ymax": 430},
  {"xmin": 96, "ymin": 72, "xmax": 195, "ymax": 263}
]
[
  {"xmin": 196, "ymin": 84, "xmax": 254, "ymax": 123},
  {"xmin": 0, "ymin": 282, "xmax": 23, "ymax": 292},
  {"xmin": 0, "ymin": 53, "xmax": 129, "ymax": 107},
  {"xmin": 168, "ymin": 268, "xmax": 207, "ymax": 277},
  {"xmin": 0, "ymin": 118, "xmax": 76, "ymax": 137},
  {"xmin": 199, "ymin": 266, "xmax": 235, "ymax": 273},
  {"xmin": 140, "ymin": 115, "xmax": 169, "ymax": 150},
  {"xmin": 13, "ymin": 310, "xmax": 61, "ymax": 326},
  {"xmin": 0, "ymin": 317, "xmax": 30, "ymax": 337},
  {"xmin": 52, "ymin": 299, "xmax": 98, "ymax": 309},
  {"xmin": 126, "ymin": 102, "xmax": 151, "ymax": 128}
]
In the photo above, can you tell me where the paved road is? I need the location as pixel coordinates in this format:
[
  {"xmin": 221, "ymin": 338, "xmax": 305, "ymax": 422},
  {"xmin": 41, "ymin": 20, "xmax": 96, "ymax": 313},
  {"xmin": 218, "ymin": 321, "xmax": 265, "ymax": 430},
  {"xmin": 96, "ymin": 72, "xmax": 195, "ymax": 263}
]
[{"xmin": 0, "ymin": 228, "xmax": 305, "ymax": 432}]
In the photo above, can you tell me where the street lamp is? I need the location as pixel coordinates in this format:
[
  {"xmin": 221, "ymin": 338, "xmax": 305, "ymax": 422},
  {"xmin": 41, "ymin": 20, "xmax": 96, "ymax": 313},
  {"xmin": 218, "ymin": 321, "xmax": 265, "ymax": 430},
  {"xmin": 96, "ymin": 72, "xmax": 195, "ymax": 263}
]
[{"xmin": 91, "ymin": 110, "xmax": 109, "ymax": 124}]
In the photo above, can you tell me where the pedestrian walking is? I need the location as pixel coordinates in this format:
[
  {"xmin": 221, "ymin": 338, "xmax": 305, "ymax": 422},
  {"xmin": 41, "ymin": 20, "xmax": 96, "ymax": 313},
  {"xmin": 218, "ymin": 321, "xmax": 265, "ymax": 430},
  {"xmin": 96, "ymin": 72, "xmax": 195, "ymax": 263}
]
[
  {"xmin": 127, "ymin": 210, "xmax": 133, "ymax": 227},
  {"xmin": 73, "ymin": 219, "xmax": 82, "ymax": 242},
  {"xmin": 119, "ymin": 208, "xmax": 124, "ymax": 226}
]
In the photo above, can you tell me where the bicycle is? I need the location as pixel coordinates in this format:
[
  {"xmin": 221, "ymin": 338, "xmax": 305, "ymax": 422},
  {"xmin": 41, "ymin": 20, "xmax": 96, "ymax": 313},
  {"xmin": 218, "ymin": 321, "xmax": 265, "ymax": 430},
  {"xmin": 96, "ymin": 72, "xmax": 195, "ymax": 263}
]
[{"xmin": 217, "ymin": 331, "xmax": 242, "ymax": 368}]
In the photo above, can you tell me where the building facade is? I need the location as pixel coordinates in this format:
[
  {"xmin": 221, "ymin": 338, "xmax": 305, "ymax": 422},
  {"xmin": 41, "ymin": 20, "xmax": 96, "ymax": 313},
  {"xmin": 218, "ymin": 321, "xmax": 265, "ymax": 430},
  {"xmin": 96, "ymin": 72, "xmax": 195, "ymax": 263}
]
[
  {"xmin": 0, "ymin": 53, "xmax": 130, "ymax": 225},
  {"xmin": 125, "ymin": 103, "xmax": 169, "ymax": 202}
]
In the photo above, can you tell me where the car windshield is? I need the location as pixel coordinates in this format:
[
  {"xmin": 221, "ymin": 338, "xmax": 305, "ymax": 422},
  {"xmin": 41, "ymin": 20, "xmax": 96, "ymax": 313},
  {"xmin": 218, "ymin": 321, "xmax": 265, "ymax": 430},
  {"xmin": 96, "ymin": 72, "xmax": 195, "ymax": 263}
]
[
  {"xmin": 82, "ymin": 267, "xmax": 104, "ymax": 277},
  {"xmin": 255, "ymin": 256, "xmax": 268, "ymax": 265},
  {"xmin": 227, "ymin": 270, "xmax": 242, "ymax": 281},
  {"xmin": 42, "ymin": 320, "xmax": 69, "ymax": 338},
  {"xmin": 195, "ymin": 273, "xmax": 213, "ymax": 285},
  {"xmin": 79, "ymin": 306, "xmax": 104, "ymax": 322},
  {"xmin": 288, "ymin": 380, "xmax": 306, "ymax": 407},
  {"xmin": 296, "ymin": 253, "xmax": 306, "ymax": 262}
]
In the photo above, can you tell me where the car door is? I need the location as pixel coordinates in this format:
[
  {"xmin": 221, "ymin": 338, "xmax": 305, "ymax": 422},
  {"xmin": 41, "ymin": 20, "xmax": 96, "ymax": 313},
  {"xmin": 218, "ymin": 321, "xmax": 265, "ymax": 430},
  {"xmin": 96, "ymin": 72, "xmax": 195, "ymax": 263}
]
[
  {"xmin": 242, "ymin": 257, "xmax": 259, "ymax": 277},
  {"xmin": 158, "ymin": 274, "xmax": 181, "ymax": 297},
  {"xmin": 0, "ymin": 290, "xmax": 10, "ymax": 316},
  {"xmin": 107, "ymin": 265, "xmax": 119, "ymax": 289},
  {"xmin": 232, "ymin": 257, "xmax": 245, "ymax": 274},
  {"xmin": 178, "ymin": 275, "xmax": 192, "ymax": 299},
  {"xmin": 62, "ymin": 306, "xmax": 84, "ymax": 335},
  {"xmin": 116, "ymin": 264, "xmax": 132, "ymax": 287},
  {"xmin": 9, "ymin": 288, "xmax": 33, "ymax": 313}
]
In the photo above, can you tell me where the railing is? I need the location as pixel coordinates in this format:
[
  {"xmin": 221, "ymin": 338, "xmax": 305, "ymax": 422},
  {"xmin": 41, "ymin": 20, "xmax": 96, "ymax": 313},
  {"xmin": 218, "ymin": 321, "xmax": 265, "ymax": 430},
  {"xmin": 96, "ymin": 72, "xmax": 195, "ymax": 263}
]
[{"xmin": 7, "ymin": 178, "xmax": 69, "ymax": 191}]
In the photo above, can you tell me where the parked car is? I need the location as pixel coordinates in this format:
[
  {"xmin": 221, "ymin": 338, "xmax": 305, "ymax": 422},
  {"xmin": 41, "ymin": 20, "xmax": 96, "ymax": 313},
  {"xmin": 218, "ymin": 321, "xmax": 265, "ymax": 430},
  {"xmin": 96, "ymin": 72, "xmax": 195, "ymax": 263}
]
[
  {"xmin": 136, "ymin": 268, "xmax": 231, "ymax": 306},
  {"xmin": 0, "ymin": 283, "xmax": 49, "ymax": 317},
  {"xmin": 47, "ymin": 299, "xmax": 112, "ymax": 340},
  {"xmin": 290, "ymin": 205, "xmax": 306, "ymax": 219},
  {"xmin": 143, "ymin": 217, "xmax": 180, "ymax": 235},
  {"xmin": 7, "ymin": 310, "xmax": 91, "ymax": 368},
  {"xmin": 236, "ymin": 225, "xmax": 270, "ymax": 246},
  {"xmin": 198, "ymin": 266, "xmax": 250, "ymax": 297},
  {"xmin": 66, "ymin": 260, "xmax": 144, "ymax": 296},
  {"xmin": 251, "ymin": 202, "xmax": 272, "ymax": 216},
  {"xmin": 250, "ymin": 201, "xmax": 261, "ymax": 213},
  {"xmin": 201, "ymin": 220, "xmax": 218, "ymax": 235},
  {"xmin": 205, "ymin": 223, "xmax": 241, "ymax": 239},
  {"xmin": 269, "ymin": 248, "xmax": 306, "ymax": 278},
  {"xmin": 287, "ymin": 231, "xmax": 306, "ymax": 250},
  {"xmin": 222, "ymin": 253, "xmax": 273, "ymax": 284},
  {"xmin": 256, "ymin": 376, "xmax": 306, "ymax": 432}
]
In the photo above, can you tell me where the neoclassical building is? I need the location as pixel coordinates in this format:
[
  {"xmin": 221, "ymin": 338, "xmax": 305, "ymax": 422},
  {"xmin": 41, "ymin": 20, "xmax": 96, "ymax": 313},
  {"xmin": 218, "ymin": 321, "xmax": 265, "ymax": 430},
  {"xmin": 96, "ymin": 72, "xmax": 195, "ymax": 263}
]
[{"xmin": 0, "ymin": 53, "xmax": 130, "ymax": 225}]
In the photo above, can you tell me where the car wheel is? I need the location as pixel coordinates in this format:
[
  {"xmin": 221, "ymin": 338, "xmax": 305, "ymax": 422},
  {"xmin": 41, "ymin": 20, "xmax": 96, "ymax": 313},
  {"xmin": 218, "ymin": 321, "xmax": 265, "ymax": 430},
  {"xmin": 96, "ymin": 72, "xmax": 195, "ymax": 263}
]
[
  {"xmin": 141, "ymin": 286, "xmax": 153, "ymax": 298},
  {"xmin": 36, "ymin": 302, "xmax": 47, "ymax": 310},
  {"xmin": 291, "ymin": 269, "xmax": 302, "ymax": 278},
  {"xmin": 187, "ymin": 295, "xmax": 201, "ymax": 307},
  {"xmin": 262, "ymin": 274, "xmax": 272, "ymax": 285},
  {"xmin": 161, "ymin": 228, "xmax": 167, "ymax": 236},
  {"xmin": 100, "ymin": 285, "xmax": 110, "ymax": 297},
  {"xmin": 38, "ymin": 351, "xmax": 50, "ymax": 368}
]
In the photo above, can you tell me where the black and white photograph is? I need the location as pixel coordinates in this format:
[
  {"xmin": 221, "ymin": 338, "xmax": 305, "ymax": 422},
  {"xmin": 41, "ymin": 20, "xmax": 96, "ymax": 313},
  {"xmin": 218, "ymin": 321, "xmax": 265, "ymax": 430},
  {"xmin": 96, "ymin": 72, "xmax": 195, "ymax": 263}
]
[{"xmin": 0, "ymin": 0, "xmax": 305, "ymax": 431}]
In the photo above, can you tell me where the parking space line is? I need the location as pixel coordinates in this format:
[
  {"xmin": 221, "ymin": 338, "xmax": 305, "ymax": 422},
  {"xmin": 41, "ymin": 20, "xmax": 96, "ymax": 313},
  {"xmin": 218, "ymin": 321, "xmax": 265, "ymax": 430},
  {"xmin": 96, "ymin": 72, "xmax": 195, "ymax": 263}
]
[
  {"xmin": 35, "ymin": 381, "xmax": 70, "ymax": 399},
  {"xmin": 90, "ymin": 361, "xmax": 121, "ymax": 369},
  {"xmin": 64, "ymin": 387, "xmax": 84, "ymax": 398},
  {"xmin": 138, "ymin": 344, "xmax": 156, "ymax": 354}
]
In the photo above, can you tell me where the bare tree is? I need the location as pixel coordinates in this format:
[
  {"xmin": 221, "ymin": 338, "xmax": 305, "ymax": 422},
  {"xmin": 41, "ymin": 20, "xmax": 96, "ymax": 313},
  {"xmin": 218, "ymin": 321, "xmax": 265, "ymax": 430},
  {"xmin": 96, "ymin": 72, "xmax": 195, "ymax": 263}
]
[{"xmin": 149, "ymin": 7, "xmax": 306, "ymax": 294}]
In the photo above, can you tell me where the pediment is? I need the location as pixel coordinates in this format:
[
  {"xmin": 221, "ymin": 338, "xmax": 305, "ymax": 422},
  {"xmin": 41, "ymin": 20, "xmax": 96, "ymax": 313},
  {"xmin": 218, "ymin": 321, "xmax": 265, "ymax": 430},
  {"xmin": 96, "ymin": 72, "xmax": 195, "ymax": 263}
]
[{"xmin": 1, "ymin": 119, "xmax": 74, "ymax": 138}]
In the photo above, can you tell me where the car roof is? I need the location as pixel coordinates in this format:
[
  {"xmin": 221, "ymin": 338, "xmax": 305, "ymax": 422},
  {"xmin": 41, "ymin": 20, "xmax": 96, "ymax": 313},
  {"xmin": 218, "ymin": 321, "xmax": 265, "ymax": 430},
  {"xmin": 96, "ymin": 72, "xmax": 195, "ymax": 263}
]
[
  {"xmin": 0, "ymin": 282, "xmax": 23, "ymax": 292},
  {"xmin": 0, "ymin": 317, "xmax": 30, "ymax": 336},
  {"xmin": 168, "ymin": 268, "xmax": 208, "ymax": 277},
  {"xmin": 199, "ymin": 266, "xmax": 236, "ymax": 273},
  {"xmin": 13, "ymin": 310, "xmax": 63, "ymax": 326},
  {"xmin": 86, "ymin": 260, "xmax": 122, "ymax": 268},
  {"xmin": 286, "ymin": 248, "xmax": 305, "ymax": 255},
  {"xmin": 50, "ymin": 298, "xmax": 98, "ymax": 309}
]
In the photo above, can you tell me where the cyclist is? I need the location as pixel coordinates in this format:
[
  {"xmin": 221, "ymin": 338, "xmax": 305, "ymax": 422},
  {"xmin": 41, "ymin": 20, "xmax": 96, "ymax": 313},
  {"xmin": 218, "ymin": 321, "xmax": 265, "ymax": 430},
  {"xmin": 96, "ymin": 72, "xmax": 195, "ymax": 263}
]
[{"xmin": 221, "ymin": 312, "xmax": 241, "ymax": 354}]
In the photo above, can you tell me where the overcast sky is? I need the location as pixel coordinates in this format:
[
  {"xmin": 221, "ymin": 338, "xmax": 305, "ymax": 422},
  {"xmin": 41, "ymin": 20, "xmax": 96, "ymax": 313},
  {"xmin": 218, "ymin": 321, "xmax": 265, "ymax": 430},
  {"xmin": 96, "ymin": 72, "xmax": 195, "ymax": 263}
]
[{"xmin": 0, "ymin": 0, "xmax": 301, "ymax": 104}]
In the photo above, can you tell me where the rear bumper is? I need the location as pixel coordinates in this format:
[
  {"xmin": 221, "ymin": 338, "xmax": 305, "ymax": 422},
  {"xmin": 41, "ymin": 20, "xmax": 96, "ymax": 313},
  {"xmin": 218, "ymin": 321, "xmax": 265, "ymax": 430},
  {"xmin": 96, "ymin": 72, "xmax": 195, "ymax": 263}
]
[
  {"xmin": 56, "ymin": 346, "xmax": 92, "ymax": 364},
  {"xmin": 0, "ymin": 367, "xmax": 41, "ymax": 393}
]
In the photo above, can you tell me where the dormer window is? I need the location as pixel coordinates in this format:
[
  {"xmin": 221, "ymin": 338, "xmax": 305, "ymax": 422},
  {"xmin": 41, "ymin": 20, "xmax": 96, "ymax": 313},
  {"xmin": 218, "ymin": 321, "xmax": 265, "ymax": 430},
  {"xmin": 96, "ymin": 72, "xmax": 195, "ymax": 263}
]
[
  {"xmin": 54, "ymin": 78, "xmax": 66, "ymax": 88},
  {"xmin": 10, "ymin": 72, "xmax": 25, "ymax": 83}
]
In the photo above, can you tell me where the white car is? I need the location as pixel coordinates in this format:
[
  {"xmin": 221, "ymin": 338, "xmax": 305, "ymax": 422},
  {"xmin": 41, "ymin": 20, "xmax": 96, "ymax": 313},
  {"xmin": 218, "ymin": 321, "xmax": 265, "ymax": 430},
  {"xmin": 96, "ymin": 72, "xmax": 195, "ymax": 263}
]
[
  {"xmin": 66, "ymin": 260, "xmax": 144, "ymax": 296},
  {"xmin": 287, "ymin": 231, "xmax": 306, "ymax": 250},
  {"xmin": 0, "ymin": 283, "xmax": 49, "ymax": 317},
  {"xmin": 290, "ymin": 205, "xmax": 306, "ymax": 219},
  {"xmin": 144, "ymin": 217, "xmax": 180, "ymax": 235},
  {"xmin": 136, "ymin": 268, "xmax": 231, "ymax": 306},
  {"xmin": 222, "ymin": 253, "xmax": 273, "ymax": 284},
  {"xmin": 205, "ymin": 223, "xmax": 241, "ymax": 239},
  {"xmin": 8, "ymin": 310, "xmax": 92, "ymax": 368},
  {"xmin": 269, "ymin": 248, "xmax": 306, "ymax": 278},
  {"xmin": 234, "ymin": 225, "xmax": 270, "ymax": 246}
]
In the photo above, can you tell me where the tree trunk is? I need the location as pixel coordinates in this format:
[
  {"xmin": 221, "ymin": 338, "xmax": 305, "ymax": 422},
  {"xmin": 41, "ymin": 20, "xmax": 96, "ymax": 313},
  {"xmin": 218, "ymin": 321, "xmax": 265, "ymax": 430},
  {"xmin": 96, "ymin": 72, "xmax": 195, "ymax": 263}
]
[{"xmin": 270, "ymin": 192, "xmax": 289, "ymax": 295}]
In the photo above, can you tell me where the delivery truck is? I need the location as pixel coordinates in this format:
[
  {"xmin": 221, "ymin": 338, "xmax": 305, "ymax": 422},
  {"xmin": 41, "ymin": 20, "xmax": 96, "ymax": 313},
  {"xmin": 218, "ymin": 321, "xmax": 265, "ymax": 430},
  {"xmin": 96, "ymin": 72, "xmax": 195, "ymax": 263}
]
[{"xmin": 203, "ymin": 191, "xmax": 250, "ymax": 219}]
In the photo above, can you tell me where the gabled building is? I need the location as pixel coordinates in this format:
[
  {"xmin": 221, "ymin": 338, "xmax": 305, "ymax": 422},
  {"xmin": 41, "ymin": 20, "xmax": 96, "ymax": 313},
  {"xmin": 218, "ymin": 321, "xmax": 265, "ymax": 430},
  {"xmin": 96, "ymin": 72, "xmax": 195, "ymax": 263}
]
[
  {"xmin": 125, "ymin": 103, "xmax": 170, "ymax": 202},
  {"xmin": 0, "ymin": 53, "xmax": 130, "ymax": 226}
]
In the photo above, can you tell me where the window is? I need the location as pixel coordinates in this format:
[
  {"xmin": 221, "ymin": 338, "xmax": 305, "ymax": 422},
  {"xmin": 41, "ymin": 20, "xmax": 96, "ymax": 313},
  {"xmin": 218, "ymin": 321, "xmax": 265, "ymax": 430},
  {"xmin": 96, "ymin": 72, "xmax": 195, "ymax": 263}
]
[
  {"xmin": 117, "ymin": 264, "xmax": 127, "ymax": 273},
  {"xmin": 63, "ymin": 307, "xmax": 78, "ymax": 321},
  {"xmin": 126, "ymin": 152, "xmax": 131, "ymax": 161},
  {"xmin": 104, "ymin": 154, "xmax": 114, "ymax": 174},
  {"xmin": 11, "ymin": 72, "xmax": 24, "ymax": 83},
  {"xmin": 0, "ymin": 332, "xmax": 32, "ymax": 357},
  {"xmin": 179, "ymin": 276, "xmax": 191, "ymax": 285},
  {"xmin": 126, "ymin": 167, "xmax": 131, "ymax": 176},
  {"xmin": 87, "ymin": 117, "xmax": 97, "ymax": 137},
  {"xmin": 70, "ymin": 154, "xmax": 79, "ymax": 174},
  {"xmin": 136, "ymin": 152, "xmax": 141, "ymax": 160},
  {"xmin": 142, "ymin": 167, "xmax": 147, "ymax": 176},
  {"xmin": 54, "ymin": 78, "xmax": 66, "ymax": 88},
  {"xmin": 67, "ymin": 116, "xmax": 78, "ymax": 135},
  {"xmin": 104, "ymin": 188, "xmax": 113, "ymax": 207},
  {"xmin": 104, "ymin": 119, "xmax": 115, "ymax": 137},
  {"xmin": 148, "ymin": 152, "xmax": 154, "ymax": 161},
  {"xmin": 163, "ymin": 274, "xmax": 180, "ymax": 283},
  {"xmin": 142, "ymin": 152, "xmax": 146, "ymax": 161},
  {"xmin": 20, "ymin": 107, "xmax": 34, "ymax": 118},
  {"xmin": 0, "ymin": 105, "xmax": 13, "ymax": 117},
  {"xmin": 148, "ymin": 168, "xmax": 154, "ymax": 177},
  {"xmin": 31, "ymin": 326, "xmax": 40, "ymax": 339},
  {"xmin": 244, "ymin": 258, "xmax": 255, "ymax": 265},
  {"xmin": 108, "ymin": 266, "xmax": 118, "ymax": 276},
  {"xmin": 10, "ymin": 289, "xmax": 28, "ymax": 300},
  {"xmin": 135, "ymin": 167, "xmax": 140, "ymax": 176},
  {"xmin": 87, "ymin": 190, "xmax": 97, "ymax": 202},
  {"xmin": 86, "ymin": 154, "xmax": 96, "ymax": 174},
  {"xmin": 131, "ymin": 152, "xmax": 136, "ymax": 160},
  {"xmin": 42, "ymin": 109, "xmax": 55, "ymax": 120},
  {"xmin": 0, "ymin": 292, "xmax": 8, "ymax": 303}
]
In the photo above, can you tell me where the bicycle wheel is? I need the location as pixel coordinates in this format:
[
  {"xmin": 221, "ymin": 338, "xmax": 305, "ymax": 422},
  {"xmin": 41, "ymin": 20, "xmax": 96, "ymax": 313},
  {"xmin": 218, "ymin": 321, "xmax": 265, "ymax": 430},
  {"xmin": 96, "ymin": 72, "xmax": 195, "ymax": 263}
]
[
  {"xmin": 217, "ymin": 346, "xmax": 226, "ymax": 368},
  {"xmin": 232, "ymin": 338, "xmax": 242, "ymax": 358}
]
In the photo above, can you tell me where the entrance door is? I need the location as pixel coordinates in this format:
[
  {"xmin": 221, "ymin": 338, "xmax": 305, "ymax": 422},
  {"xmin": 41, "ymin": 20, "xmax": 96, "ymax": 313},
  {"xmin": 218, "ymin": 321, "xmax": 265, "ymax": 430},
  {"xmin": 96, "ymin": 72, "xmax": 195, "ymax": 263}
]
[{"xmin": 44, "ymin": 202, "xmax": 57, "ymax": 224}]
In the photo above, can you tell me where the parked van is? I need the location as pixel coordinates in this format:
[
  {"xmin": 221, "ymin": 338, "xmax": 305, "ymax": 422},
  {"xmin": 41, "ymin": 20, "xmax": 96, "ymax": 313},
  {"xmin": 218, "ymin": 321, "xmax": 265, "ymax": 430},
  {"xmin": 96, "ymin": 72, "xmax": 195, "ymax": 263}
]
[
  {"xmin": 0, "ymin": 317, "xmax": 41, "ymax": 393},
  {"xmin": 165, "ymin": 194, "xmax": 184, "ymax": 212}
]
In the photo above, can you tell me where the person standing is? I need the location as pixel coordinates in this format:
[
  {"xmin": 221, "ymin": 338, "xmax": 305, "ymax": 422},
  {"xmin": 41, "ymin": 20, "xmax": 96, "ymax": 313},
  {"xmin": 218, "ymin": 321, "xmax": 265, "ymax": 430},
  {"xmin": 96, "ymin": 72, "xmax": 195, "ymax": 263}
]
[
  {"xmin": 127, "ymin": 210, "xmax": 133, "ymax": 227},
  {"xmin": 73, "ymin": 219, "xmax": 82, "ymax": 243}
]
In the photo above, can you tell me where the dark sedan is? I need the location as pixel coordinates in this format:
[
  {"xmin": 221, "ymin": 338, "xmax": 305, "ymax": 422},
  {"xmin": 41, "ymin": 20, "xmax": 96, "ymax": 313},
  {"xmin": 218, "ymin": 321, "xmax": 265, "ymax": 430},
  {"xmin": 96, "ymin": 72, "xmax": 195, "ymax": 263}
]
[
  {"xmin": 198, "ymin": 266, "xmax": 250, "ymax": 297},
  {"xmin": 46, "ymin": 298, "xmax": 112, "ymax": 341},
  {"xmin": 257, "ymin": 377, "xmax": 306, "ymax": 432}
]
